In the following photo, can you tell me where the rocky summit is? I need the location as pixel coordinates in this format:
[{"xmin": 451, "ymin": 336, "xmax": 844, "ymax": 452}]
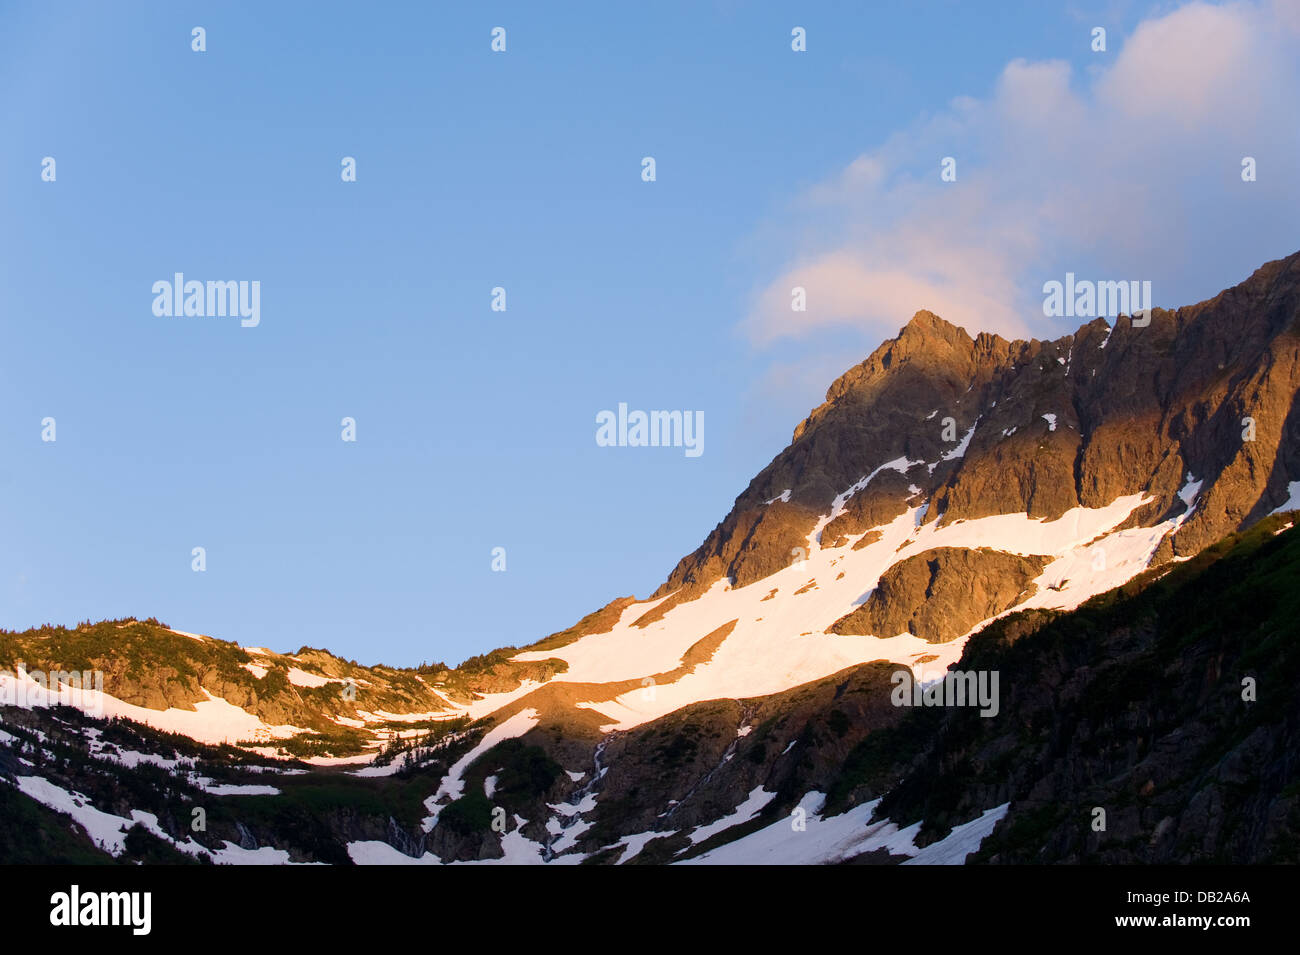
[{"xmin": 3, "ymin": 251, "xmax": 1300, "ymax": 865}]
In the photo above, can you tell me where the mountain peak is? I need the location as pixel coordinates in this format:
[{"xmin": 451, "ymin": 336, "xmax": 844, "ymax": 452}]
[
  {"xmin": 895, "ymin": 309, "xmax": 972, "ymax": 347},
  {"xmin": 901, "ymin": 308, "xmax": 951, "ymax": 332},
  {"xmin": 658, "ymin": 251, "xmax": 1300, "ymax": 603},
  {"xmin": 885, "ymin": 310, "xmax": 999, "ymax": 372}
]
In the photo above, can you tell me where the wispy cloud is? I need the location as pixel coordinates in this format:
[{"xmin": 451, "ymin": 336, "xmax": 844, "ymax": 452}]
[{"xmin": 743, "ymin": 0, "xmax": 1300, "ymax": 349}]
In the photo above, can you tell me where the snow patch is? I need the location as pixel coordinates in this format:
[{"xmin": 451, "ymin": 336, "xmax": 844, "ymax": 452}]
[
  {"xmin": 902, "ymin": 804, "xmax": 1009, "ymax": 865},
  {"xmin": 688, "ymin": 787, "xmax": 772, "ymax": 844},
  {"xmin": 929, "ymin": 419, "xmax": 978, "ymax": 472},
  {"xmin": 286, "ymin": 667, "xmax": 335, "ymax": 688},
  {"xmin": 191, "ymin": 778, "xmax": 280, "ymax": 796},
  {"xmin": 682, "ymin": 793, "xmax": 920, "ymax": 865}
]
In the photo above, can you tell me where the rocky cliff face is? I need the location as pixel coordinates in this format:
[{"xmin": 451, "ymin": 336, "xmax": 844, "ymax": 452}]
[{"xmin": 657, "ymin": 251, "xmax": 1300, "ymax": 603}]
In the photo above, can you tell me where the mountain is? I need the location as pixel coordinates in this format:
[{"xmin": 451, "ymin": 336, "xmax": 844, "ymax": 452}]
[
  {"xmin": 3, "ymin": 251, "xmax": 1300, "ymax": 865},
  {"xmin": 865, "ymin": 510, "xmax": 1300, "ymax": 864}
]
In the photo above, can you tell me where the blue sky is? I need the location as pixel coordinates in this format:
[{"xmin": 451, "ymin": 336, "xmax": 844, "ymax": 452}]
[{"xmin": 2, "ymin": 1, "xmax": 1297, "ymax": 666}]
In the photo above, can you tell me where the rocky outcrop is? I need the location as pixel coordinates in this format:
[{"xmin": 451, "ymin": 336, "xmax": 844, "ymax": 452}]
[
  {"xmin": 822, "ymin": 467, "xmax": 921, "ymax": 547},
  {"xmin": 828, "ymin": 547, "xmax": 1051, "ymax": 643},
  {"xmin": 646, "ymin": 500, "xmax": 821, "ymax": 611}
]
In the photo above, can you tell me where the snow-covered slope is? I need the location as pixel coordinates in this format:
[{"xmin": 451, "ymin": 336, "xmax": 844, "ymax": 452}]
[{"xmin": 509, "ymin": 484, "xmax": 1179, "ymax": 731}]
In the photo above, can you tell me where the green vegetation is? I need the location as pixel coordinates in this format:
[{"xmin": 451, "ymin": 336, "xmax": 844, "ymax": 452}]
[
  {"xmin": 439, "ymin": 791, "xmax": 494, "ymax": 835},
  {"xmin": 0, "ymin": 782, "xmax": 115, "ymax": 864},
  {"xmin": 0, "ymin": 618, "xmax": 251, "ymax": 686},
  {"xmin": 374, "ymin": 716, "xmax": 470, "ymax": 767},
  {"xmin": 828, "ymin": 512, "xmax": 1300, "ymax": 859},
  {"xmin": 652, "ymin": 723, "xmax": 703, "ymax": 769},
  {"xmin": 270, "ymin": 728, "xmax": 371, "ymax": 758},
  {"xmin": 472, "ymin": 739, "xmax": 563, "ymax": 809},
  {"xmin": 824, "ymin": 702, "xmax": 943, "ymax": 815}
]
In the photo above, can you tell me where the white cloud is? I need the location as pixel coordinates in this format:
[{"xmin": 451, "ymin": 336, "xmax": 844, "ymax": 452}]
[{"xmin": 744, "ymin": 0, "xmax": 1300, "ymax": 349}]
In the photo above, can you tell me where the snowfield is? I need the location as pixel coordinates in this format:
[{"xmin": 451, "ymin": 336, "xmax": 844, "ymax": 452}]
[{"xmin": 514, "ymin": 484, "xmax": 1156, "ymax": 731}]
